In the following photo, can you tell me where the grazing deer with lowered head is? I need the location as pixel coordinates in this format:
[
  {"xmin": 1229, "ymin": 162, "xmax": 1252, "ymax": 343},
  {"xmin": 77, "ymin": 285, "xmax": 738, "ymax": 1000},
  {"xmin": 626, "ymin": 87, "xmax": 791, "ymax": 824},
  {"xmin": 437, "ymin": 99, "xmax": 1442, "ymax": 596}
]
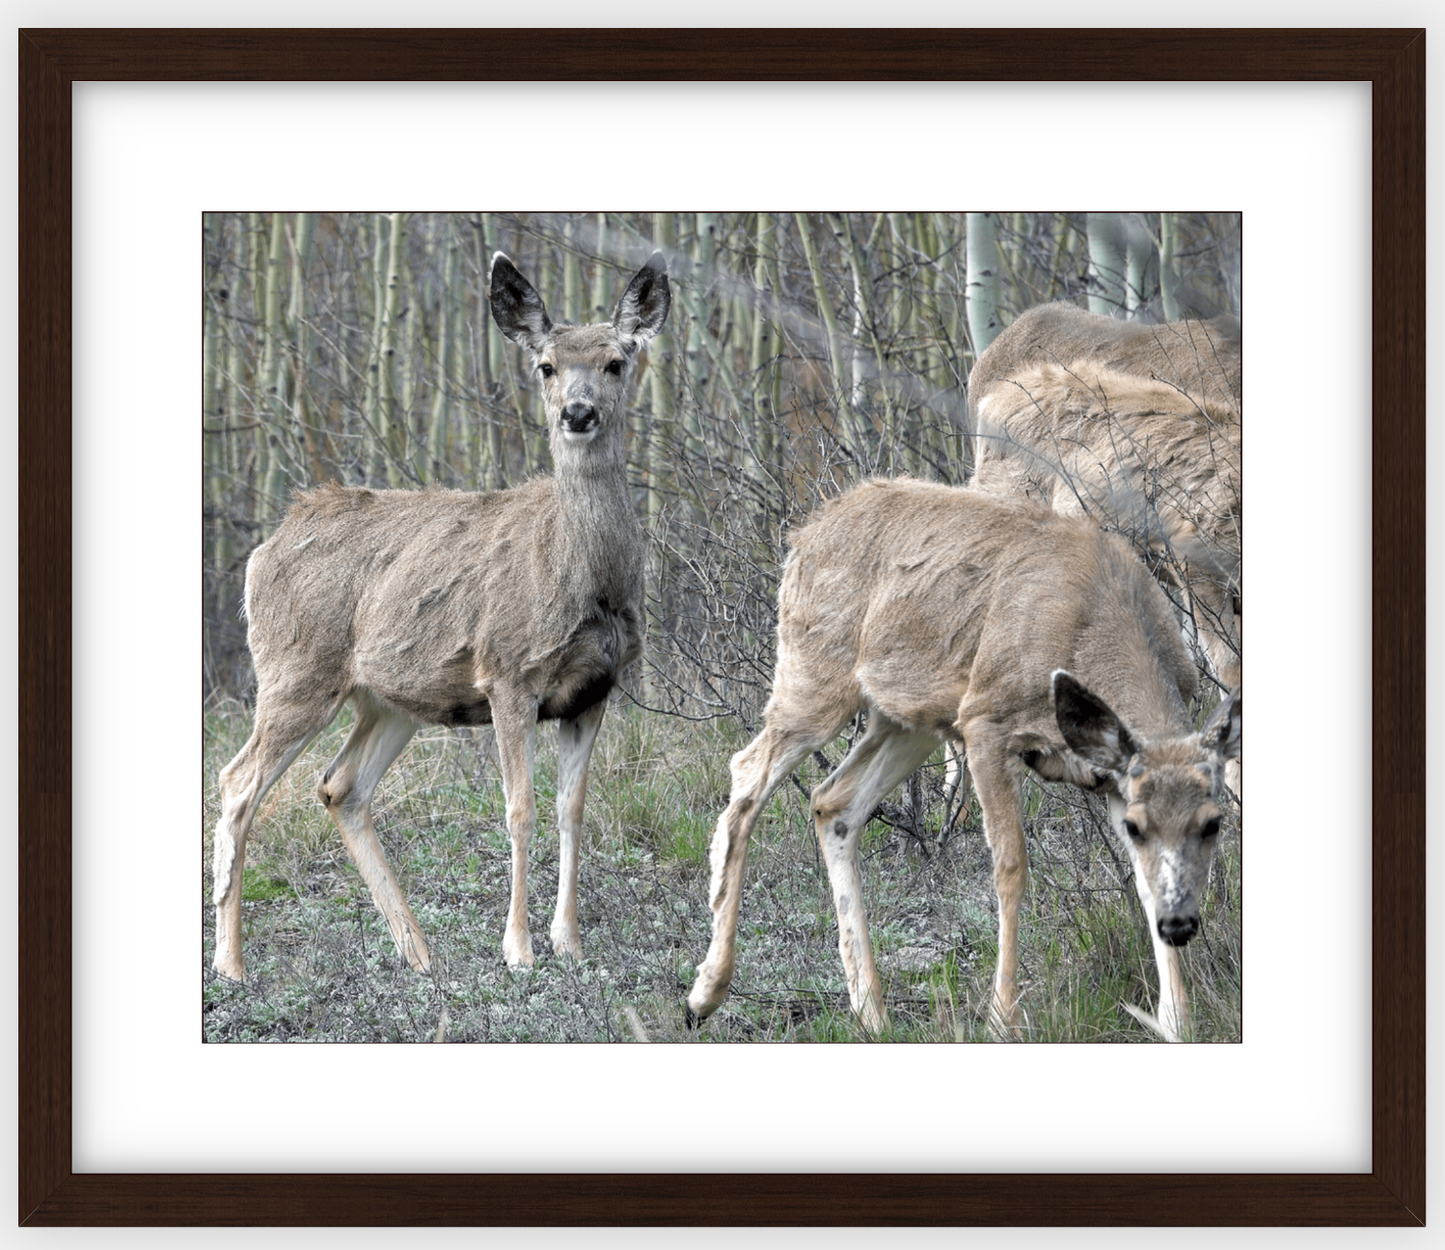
[
  {"xmin": 686, "ymin": 480, "xmax": 1239, "ymax": 1042},
  {"xmin": 211, "ymin": 251, "xmax": 670, "ymax": 981},
  {"xmin": 969, "ymin": 302, "xmax": 1241, "ymax": 698}
]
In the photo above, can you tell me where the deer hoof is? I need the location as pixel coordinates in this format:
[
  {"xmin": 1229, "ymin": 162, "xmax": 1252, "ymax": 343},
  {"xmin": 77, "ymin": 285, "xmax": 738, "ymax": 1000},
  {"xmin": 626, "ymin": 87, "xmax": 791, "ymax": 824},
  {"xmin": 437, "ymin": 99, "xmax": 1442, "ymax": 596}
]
[
  {"xmin": 550, "ymin": 930, "xmax": 582, "ymax": 959},
  {"xmin": 503, "ymin": 939, "xmax": 535, "ymax": 970}
]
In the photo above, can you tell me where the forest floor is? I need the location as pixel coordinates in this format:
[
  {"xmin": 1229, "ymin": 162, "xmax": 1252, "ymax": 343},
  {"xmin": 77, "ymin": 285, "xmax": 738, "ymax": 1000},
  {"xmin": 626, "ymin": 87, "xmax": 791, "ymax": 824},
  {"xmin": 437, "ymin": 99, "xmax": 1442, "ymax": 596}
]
[{"xmin": 201, "ymin": 696, "xmax": 1242, "ymax": 1045}]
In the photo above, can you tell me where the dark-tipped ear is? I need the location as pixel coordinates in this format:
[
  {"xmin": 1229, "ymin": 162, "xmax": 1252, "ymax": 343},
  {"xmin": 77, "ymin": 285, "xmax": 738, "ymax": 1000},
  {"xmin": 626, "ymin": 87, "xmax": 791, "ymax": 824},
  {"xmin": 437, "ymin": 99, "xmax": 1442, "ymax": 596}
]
[
  {"xmin": 1201, "ymin": 688, "xmax": 1241, "ymax": 762},
  {"xmin": 613, "ymin": 251, "xmax": 671, "ymax": 343},
  {"xmin": 489, "ymin": 252, "xmax": 552, "ymax": 351},
  {"xmin": 1052, "ymin": 670, "xmax": 1138, "ymax": 774}
]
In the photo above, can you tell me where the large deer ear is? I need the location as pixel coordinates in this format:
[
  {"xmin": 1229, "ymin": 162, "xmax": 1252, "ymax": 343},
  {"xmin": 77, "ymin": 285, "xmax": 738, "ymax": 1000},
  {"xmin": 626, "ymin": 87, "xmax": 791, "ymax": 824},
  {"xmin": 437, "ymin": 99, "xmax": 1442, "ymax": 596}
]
[
  {"xmin": 489, "ymin": 252, "xmax": 552, "ymax": 352},
  {"xmin": 613, "ymin": 251, "xmax": 671, "ymax": 343},
  {"xmin": 1201, "ymin": 688, "xmax": 1241, "ymax": 762},
  {"xmin": 1053, "ymin": 670, "xmax": 1138, "ymax": 774}
]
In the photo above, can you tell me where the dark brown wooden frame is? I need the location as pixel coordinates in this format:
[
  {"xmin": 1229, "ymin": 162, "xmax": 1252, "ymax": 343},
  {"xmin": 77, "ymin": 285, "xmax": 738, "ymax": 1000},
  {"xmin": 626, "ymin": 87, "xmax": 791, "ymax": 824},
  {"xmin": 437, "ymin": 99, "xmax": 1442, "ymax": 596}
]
[{"xmin": 18, "ymin": 28, "xmax": 1423, "ymax": 1226}]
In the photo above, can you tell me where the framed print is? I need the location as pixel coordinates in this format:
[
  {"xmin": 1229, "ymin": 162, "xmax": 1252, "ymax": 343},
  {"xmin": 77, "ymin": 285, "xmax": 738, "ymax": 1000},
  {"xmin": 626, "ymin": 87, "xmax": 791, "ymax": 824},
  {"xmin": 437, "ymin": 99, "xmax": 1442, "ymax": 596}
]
[{"xmin": 18, "ymin": 29, "xmax": 1423, "ymax": 1226}]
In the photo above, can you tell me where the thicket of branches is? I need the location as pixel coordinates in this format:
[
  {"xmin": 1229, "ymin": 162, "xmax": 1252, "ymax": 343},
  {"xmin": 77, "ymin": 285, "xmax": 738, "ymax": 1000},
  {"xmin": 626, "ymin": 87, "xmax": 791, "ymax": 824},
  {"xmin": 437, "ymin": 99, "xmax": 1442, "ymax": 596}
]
[{"xmin": 202, "ymin": 211, "xmax": 1241, "ymax": 722}]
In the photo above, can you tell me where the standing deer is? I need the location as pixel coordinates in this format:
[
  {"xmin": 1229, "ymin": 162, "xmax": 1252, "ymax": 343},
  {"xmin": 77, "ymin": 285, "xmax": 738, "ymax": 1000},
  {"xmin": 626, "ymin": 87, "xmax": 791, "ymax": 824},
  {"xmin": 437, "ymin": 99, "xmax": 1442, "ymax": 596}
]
[
  {"xmin": 968, "ymin": 302, "xmax": 1241, "ymax": 695},
  {"xmin": 686, "ymin": 480, "xmax": 1240, "ymax": 1042},
  {"xmin": 211, "ymin": 251, "xmax": 670, "ymax": 981}
]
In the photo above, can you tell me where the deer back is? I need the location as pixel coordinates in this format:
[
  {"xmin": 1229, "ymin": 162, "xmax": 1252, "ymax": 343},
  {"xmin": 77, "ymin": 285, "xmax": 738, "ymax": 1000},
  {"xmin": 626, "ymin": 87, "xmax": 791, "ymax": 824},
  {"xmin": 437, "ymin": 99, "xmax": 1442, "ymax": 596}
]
[
  {"xmin": 969, "ymin": 301, "xmax": 1241, "ymax": 415},
  {"xmin": 775, "ymin": 479, "xmax": 1197, "ymax": 752},
  {"xmin": 242, "ymin": 479, "xmax": 633, "ymax": 722}
]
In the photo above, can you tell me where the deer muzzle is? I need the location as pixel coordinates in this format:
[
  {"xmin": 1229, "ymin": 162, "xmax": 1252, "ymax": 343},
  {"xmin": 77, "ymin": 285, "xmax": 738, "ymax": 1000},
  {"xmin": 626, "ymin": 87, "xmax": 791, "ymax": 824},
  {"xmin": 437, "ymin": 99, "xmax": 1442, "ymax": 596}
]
[
  {"xmin": 1157, "ymin": 913, "xmax": 1199, "ymax": 946},
  {"xmin": 561, "ymin": 401, "xmax": 598, "ymax": 435}
]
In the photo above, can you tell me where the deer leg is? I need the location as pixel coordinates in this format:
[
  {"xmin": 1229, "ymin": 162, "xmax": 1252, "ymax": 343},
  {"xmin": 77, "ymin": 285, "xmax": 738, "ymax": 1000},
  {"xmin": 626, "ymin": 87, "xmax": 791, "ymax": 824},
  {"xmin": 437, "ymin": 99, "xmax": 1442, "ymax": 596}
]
[
  {"xmin": 687, "ymin": 721, "xmax": 834, "ymax": 1021},
  {"xmin": 491, "ymin": 695, "xmax": 540, "ymax": 969},
  {"xmin": 810, "ymin": 718, "xmax": 939, "ymax": 1033},
  {"xmin": 1133, "ymin": 889, "xmax": 1190, "ymax": 1043},
  {"xmin": 212, "ymin": 693, "xmax": 337, "ymax": 981},
  {"xmin": 961, "ymin": 724, "xmax": 1029, "ymax": 1039},
  {"xmin": 316, "ymin": 696, "xmax": 427, "ymax": 971},
  {"xmin": 550, "ymin": 698, "xmax": 607, "ymax": 958}
]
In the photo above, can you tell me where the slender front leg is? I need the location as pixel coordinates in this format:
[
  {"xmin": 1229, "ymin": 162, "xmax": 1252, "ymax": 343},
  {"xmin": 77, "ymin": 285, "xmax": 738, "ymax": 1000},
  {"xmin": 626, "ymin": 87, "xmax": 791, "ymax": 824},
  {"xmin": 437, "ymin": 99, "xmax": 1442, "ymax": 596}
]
[
  {"xmin": 550, "ymin": 699, "xmax": 607, "ymax": 958},
  {"xmin": 687, "ymin": 723, "xmax": 821, "ymax": 1021},
  {"xmin": 810, "ymin": 718, "xmax": 938, "ymax": 1034},
  {"xmin": 492, "ymin": 693, "xmax": 540, "ymax": 969},
  {"xmin": 961, "ymin": 723, "xmax": 1028, "ymax": 1039},
  {"xmin": 1136, "ymin": 892, "xmax": 1190, "ymax": 1043}
]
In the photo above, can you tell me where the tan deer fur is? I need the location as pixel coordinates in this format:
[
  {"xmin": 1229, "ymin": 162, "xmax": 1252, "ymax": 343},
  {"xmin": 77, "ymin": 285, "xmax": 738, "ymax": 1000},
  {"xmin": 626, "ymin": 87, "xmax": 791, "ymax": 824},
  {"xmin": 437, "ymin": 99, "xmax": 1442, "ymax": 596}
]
[
  {"xmin": 211, "ymin": 251, "xmax": 670, "ymax": 981},
  {"xmin": 971, "ymin": 359, "xmax": 1241, "ymax": 693},
  {"xmin": 967, "ymin": 300, "xmax": 1241, "ymax": 414},
  {"xmin": 970, "ymin": 304, "xmax": 1240, "ymax": 695},
  {"xmin": 686, "ymin": 480, "xmax": 1240, "ymax": 1042}
]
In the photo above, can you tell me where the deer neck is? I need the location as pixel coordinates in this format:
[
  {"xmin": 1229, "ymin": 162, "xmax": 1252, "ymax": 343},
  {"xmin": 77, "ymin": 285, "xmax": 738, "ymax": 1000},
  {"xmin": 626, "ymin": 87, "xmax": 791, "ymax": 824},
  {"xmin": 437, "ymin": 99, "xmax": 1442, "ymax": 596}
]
[
  {"xmin": 549, "ymin": 429, "xmax": 642, "ymax": 594},
  {"xmin": 1086, "ymin": 656, "xmax": 1194, "ymax": 752}
]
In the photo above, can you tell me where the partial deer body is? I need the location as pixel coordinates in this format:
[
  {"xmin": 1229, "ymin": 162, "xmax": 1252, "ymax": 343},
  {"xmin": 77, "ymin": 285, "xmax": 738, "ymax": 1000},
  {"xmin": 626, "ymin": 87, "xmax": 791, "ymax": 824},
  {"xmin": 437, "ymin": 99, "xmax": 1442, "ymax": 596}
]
[
  {"xmin": 968, "ymin": 300, "xmax": 1241, "ymax": 413},
  {"xmin": 212, "ymin": 252, "xmax": 670, "ymax": 981},
  {"xmin": 686, "ymin": 481, "xmax": 1240, "ymax": 1041},
  {"xmin": 969, "ymin": 302, "xmax": 1241, "ymax": 694}
]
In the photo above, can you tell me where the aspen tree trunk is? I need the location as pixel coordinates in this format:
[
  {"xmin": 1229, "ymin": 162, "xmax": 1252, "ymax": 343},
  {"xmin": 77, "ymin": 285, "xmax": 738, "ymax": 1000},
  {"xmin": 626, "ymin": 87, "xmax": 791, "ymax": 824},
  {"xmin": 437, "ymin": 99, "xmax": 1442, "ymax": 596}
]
[
  {"xmin": 363, "ymin": 214, "xmax": 391, "ymax": 483},
  {"xmin": 399, "ymin": 234, "xmax": 418, "ymax": 475},
  {"xmin": 563, "ymin": 216, "xmax": 583, "ymax": 322},
  {"xmin": 749, "ymin": 212, "xmax": 781, "ymax": 479},
  {"xmin": 1159, "ymin": 211, "xmax": 1181, "ymax": 321},
  {"xmin": 590, "ymin": 213, "xmax": 608, "ymax": 318},
  {"xmin": 1125, "ymin": 214, "xmax": 1149, "ymax": 319},
  {"xmin": 202, "ymin": 215, "xmax": 229, "ymax": 580},
  {"xmin": 936, "ymin": 213, "xmax": 969, "ymax": 476},
  {"xmin": 287, "ymin": 212, "xmax": 322, "ymax": 483},
  {"xmin": 429, "ymin": 216, "xmax": 461, "ymax": 478},
  {"xmin": 1047, "ymin": 212, "xmax": 1071, "ymax": 301},
  {"xmin": 526, "ymin": 241, "xmax": 557, "ymax": 474},
  {"xmin": 839, "ymin": 212, "xmax": 871, "ymax": 411},
  {"xmin": 259, "ymin": 212, "xmax": 289, "ymax": 518},
  {"xmin": 1087, "ymin": 211, "xmax": 1127, "ymax": 315},
  {"xmin": 474, "ymin": 213, "xmax": 507, "ymax": 487},
  {"xmin": 379, "ymin": 211, "xmax": 407, "ymax": 486},
  {"xmin": 645, "ymin": 212, "xmax": 678, "ymax": 524},
  {"xmin": 229, "ymin": 220, "xmax": 253, "ymax": 514},
  {"xmin": 202, "ymin": 215, "xmax": 225, "ymax": 425},
  {"xmin": 794, "ymin": 211, "xmax": 856, "ymax": 450},
  {"xmin": 965, "ymin": 212, "xmax": 1001, "ymax": 356},
  {"xmin": 916, "ymin": 213, "xmax": 940, "ymax": 389},
  {"xmin": 246, "ymin": 212, "xmax": 266, "ymax": 506},
  {"xmin": 688, "ymin": 213, "xmax": 717, "ymax": 438}
]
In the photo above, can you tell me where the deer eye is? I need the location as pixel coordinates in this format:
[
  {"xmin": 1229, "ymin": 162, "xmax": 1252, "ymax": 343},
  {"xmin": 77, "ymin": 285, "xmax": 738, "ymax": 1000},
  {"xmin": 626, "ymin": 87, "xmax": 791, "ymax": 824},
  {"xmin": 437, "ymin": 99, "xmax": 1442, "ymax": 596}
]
[
  {"xmin": 1201, "ymin": 817, "xmax": 1221, "ymax": 840},
  {"xmin": 605, "ymin": 359, "xmax": 624, "ymax": 376},
  {"xmin": 1123, "ymin": 819, "xmax": 1144, "ymax": 842},
  {"xmin": 539, "ymin": 363, "xmax": 555, "ymax": 379}
]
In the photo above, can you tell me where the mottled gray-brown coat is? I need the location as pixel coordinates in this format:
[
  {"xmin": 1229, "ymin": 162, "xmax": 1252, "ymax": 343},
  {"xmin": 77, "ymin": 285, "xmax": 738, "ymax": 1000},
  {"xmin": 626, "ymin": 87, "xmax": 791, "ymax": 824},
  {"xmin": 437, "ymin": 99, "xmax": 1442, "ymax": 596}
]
[
  {"xmin": 212, "ymin": 251, "xmax": 670, "ymax": 983},
  {"xmin": 247, "ymin": 471, "xmax": 644, "ymax": 731}
]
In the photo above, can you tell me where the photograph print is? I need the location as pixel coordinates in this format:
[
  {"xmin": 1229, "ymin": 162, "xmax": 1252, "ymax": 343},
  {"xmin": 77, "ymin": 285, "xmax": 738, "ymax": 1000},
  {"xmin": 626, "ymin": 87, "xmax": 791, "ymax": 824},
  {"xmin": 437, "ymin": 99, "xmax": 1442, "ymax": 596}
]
[{"xmin": 201, "ymin": 211, "xmax": 1241, "ymax": 1044}]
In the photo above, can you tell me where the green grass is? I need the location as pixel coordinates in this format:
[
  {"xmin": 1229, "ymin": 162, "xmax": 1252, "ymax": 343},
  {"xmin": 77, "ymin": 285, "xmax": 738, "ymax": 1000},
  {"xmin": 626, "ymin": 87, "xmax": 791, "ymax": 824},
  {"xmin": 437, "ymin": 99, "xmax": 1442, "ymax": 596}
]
[{"xmin": 202, "ymin": 696, "xmax": 1243, "ymax": 1045}]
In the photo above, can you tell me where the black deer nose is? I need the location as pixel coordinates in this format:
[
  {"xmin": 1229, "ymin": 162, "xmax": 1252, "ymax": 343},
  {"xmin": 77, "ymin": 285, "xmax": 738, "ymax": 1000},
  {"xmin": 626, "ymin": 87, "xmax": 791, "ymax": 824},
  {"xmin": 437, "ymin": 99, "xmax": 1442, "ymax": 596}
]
[
  {"xmin": 562, "ymin": 401, "xmax": 597, "ymax": 432},
  {"xmin": 1158, "ymin": 914, "xmax": 1199, "ymax": 947}
]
